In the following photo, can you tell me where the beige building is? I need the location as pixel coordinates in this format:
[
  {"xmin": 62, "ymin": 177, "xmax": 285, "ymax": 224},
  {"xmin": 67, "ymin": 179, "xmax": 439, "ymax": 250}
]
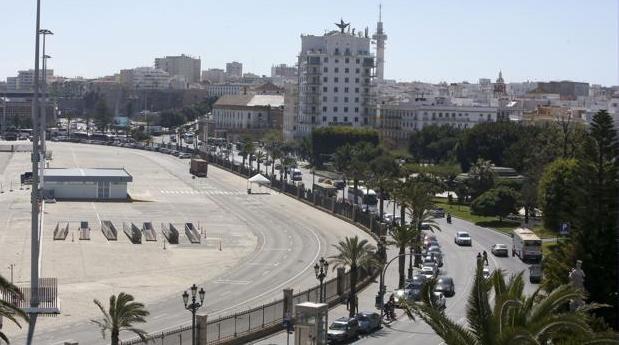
[
  {"xmin": 213, "ymin": 94, "xmax": 283, "ymax": 141},
  {"xmin": 154, "ymin": 54, "xmax": 201, "ymax": 84}
]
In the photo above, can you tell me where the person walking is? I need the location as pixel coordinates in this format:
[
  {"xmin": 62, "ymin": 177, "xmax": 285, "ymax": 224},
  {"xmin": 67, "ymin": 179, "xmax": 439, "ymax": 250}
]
[
  {"xmin": 482, "ymin": 251, "xmax": 489, "ymax": 266},
  {"xmin": 477, "ymin": 252, "xmax": 482, "ymax": 263}
]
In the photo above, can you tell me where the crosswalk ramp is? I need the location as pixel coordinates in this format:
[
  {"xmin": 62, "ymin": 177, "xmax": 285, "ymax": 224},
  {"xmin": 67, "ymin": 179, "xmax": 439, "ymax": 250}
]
[{"xmin": 160, "ymin": 189, "xmax": 246, "ymax": 196}]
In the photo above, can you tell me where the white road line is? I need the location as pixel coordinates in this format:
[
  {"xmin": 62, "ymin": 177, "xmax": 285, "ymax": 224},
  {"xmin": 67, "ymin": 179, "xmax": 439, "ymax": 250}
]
[{"xmin": 214, "ymin": 279, "xmax": 251, "ymax": 285}]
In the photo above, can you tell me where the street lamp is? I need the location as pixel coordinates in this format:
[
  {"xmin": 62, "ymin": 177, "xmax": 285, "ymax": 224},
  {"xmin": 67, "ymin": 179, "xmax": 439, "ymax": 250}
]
[
  {"xmin": 408, "ymin": 246, "xmax": 414, "ymax": 279},
  {"xmin": 314, "ymin": 257, "xmax": 329, "ymax": 303},
  {"xmin": 38, "ymin": 29, "xmax": 53, "ymax": 157},
  {"xmin": 182, "ymin": 284, "xmax": 206, "ymax": 345}
]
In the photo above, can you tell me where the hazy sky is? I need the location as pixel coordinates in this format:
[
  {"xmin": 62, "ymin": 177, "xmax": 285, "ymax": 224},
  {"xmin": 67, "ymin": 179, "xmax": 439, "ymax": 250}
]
[{"xmin": 2, "ymin": 0, "xmax": 617, "ymax": 85}]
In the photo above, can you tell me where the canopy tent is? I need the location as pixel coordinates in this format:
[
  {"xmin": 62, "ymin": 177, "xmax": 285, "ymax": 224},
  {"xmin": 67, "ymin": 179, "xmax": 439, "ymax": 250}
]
[{"xmin": 247, "ymin": 174, "xmax": 271, "ymax": 194}]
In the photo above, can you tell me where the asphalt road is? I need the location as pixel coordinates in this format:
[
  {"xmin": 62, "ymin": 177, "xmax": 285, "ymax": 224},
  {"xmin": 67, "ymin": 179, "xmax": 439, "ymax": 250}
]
[{"xmin": 8, "ymin": 142, "xmax": 373, "ymax": 345}]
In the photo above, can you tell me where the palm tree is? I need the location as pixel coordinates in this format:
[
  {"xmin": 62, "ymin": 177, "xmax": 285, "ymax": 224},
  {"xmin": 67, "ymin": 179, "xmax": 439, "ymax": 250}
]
[
  {"xmin": 388, "ymin": 224, "xmax": 416, "ymax": 289},
  {"xmin": 0, "ymin": 275, "xmax": 28, "ymax": 344},
  {"xmin": 367, "ymin": 154, "xmax": 399, "ymax": 221},
  {"xmin": 468, "ymin": 158, "xmax": 495, "ymax": 198},
  {"xmin": 403, "ymin": 261, "xmax": 619, "ymax": 345},
  {"xmin": 91, "ymin": 292, "xmax": 150, "ymax": 345},
  {"xmin": 330, "ymin": 236, "xmax": 379, "ymax": 317},
  {"xmin": 239, "ymin": 139, "xmax": 255, "ymax": 169},
  {"xmin": 255, "ymin": 150, "xmax": 266, "ymax": 174}
]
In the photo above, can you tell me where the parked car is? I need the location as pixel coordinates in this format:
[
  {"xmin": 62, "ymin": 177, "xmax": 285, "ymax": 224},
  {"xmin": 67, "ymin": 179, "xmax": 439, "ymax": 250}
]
[
  {"xmin": 355, "ymin": 311, "xmax": 381, "ymax": 333},
  {"xmin": 423, "ymin": 235, "xmax": 437, "ymax": 248},
  {"xmin": 420, "ymin": 222, "xmax": 432, "ymax": 230},
  {"xmin": 333, "ymin": 180, "xmax": 346, "ymax": 190},
  {"xmin": 430, "ymin": 208, "xmax": 446, "ymax": 218},
  {"xmin": 393, "ymin": 288, "xmax": 413, "ymax": 306},
  {"xmin": 491, "ymin": 243, "xmax": 509, "ymax": 257},
  {"xmin": 435, "ymin": 277, "xmax": 455, "ymax": 297},
  {"xmin": 529, "ymin": 264, "xmax": 542, "ymax": 283},
  {"xmin": 327, "ymin": 317, "xmax": 359, "ymax": 343},
  {"xmin": 421, "ymin": 265, "xmax": 438, "ymax": 279},
  {"xmin": 406, "ymin": 274, "xmax": 428, "ymax": 301},
  {"xmin": 178, "ymin": 153, "xmax": 192, "ymax": 159},
  {"xmin": 454, "ymin": 231, "xmax": 472, "ymax": 246}
]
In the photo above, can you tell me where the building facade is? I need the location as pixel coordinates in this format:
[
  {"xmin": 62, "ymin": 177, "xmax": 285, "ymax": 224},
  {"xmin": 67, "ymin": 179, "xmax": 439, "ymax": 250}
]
[
  {"xmin": 206, "ymin": 83, "xmax": 251, "ymax": 97},
  {"xmin": 119, "ymin": 67, "xmax": 172, "ymax": 90},
  {"xmin": 283, "ymin": 83, "xmax": 299, "ymax": 141},
  {"xmin": 225, "ymin": 61, "xmax": 243, "ymax": 79},
  {"xmin": 271, "ymin": 64, "xmax": 298, "ymax": 79},
  {"xmin": 296, "ymin": 20, "xmax": 376, "ymax": 137},
  {"xmin": 213, "ymin": 94, "xmax": 283, "ymax": 140},
  {"xmin": 202, "ymin": 69, "xmax": 226, "ymax": 83},
  {"xmin": 379, "ymin": 97, "xmax": 497, "ymax": 147},
  {"xmin": 154, "ymin": 54, "xmax": 201, "ymax": 84},
  {"xmin": 6, "ymin": 69, "xmax": 54, "ymax": 91}
]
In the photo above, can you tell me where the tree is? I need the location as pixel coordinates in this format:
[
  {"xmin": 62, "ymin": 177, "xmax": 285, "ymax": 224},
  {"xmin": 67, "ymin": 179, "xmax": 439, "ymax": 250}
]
[
  {"xmin": 538, "ymin": 158, "xmax": 580, "ymax": 232},
  {"xmin": 571, "ymin": 109, "xmax": 619, "ymax": 327},
  {"xmin": 94, "ymin": 99, "xmax": 113, "ymax": 131},
  {"xmin": 467, "ymin": 159, "xmax": 496, "ymax": 199},
  {"xmin": 367, "ymin": 153, "xmax": 399, "ymax": 220},
  {"xmin": 91, "ymin": 292, "xmax": 150, "ymax": 345},
  {"xmin": 471, "ymin": 186, "xmax": 520, "ymax": 222},
  {"xmin": 457, "ymin": 121, "xmax": 527, "ymax": 171},
  {"xmin": 311, "ymin": 127, "xmax": 379, "ymax": 166},
  {"xmin": 0, "ymin": 274, "xmax": 28, "ymax": 344},
  {"xmin": 403, "ymin": 261, "xmax": 619, "ymax": 345},
  {"xmin": 388, "ymin": 224, "xmax": 417, "ymax": 289},
  {"xmin": 329, "ymin": 236, "xmax": 379, "ymax": 318},
  {"xmin": 158, "ymin": 110, "xmax": 185, "ymax": 129},
  {"xmin": 408, "ymin": 125, "xmax": 462, "ymax": 163},
  {"xmin": 239, "ymin": 138, "xmax": 255, "ymax": 168},
  {"xmin": 255, "ymin": 150, "xmax": 266, "ymax": 174}
]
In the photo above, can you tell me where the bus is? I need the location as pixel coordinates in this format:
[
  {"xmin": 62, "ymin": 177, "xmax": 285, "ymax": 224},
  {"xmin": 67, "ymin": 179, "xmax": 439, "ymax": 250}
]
[
  {"xmin": 313, "ymin": 182, "xmax": 337, "ymax": 197},
  {"xmin": 290, "ymin": 168, "xmax": 303, "ymax": 181},
  {"xmin": 512, "ymin": 228, "xmax": 542, "ymax": 263},
  {"xmin": 345, "ymin": 186, "xmax": 378, "ymax": 213},
  {"xmin": 184, "ymin": 132, "xmax": 194, "ymax": 144}
]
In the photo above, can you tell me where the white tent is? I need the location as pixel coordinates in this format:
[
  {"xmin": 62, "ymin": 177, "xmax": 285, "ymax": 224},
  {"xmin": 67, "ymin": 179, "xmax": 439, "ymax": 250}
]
[
  {"xmin": 247, "ymin": 174, "xmax": 271, "ymax": 194},
  {"xmin": 248, "ymin": 174, "xmax": 270, "ymax": 185}
]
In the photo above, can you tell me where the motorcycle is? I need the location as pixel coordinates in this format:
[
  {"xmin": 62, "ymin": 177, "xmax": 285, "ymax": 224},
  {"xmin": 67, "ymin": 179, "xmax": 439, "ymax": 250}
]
[{"xmin": 446, "ymin": 214, "xmax": 452, "ymax": 224}]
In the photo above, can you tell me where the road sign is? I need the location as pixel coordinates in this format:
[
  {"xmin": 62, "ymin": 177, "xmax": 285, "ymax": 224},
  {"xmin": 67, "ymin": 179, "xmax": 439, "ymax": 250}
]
[{"xmin": 559, "ymin": 223, "xmax": 570, "ymax": 236}]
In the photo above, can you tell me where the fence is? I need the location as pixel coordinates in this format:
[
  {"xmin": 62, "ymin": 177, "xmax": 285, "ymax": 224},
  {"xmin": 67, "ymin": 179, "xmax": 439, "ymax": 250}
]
[{"xmin": 121, "ymin": 270, "xmax": 373, "ymax": 345}]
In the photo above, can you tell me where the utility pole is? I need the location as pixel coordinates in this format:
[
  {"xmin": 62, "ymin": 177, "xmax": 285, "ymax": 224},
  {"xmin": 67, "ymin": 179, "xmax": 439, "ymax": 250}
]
[
  {"xmin": 8, "ymin": 264, "xmax": 15, "ymax": 284},
  {"xmin": 27, "ymin": 0, "xmax": 43, "ymax": 343}
]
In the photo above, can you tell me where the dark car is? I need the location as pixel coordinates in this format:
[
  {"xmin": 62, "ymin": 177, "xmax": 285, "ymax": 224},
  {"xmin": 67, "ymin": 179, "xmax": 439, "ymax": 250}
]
[
  {"xmin": 355, "ymin": 312, "xmax": 381, "ymax": 333},
  {"xmin": 435, "ymin": 276, "xmax": 455, "ymax": 297},
  {"xmin": 333, "ymin": 180, "xmax": 346, "ymax": 190},
  {"xmin": 431, "ymin": 207, "xmax": 446, "ymax": 218},
  {"xmin": 406, "ymin": 274, "xmax": 427, "ymax": 301},
  {"xmin": 327, "ymin": 317, "xmax": 359, "ymax": 343}
]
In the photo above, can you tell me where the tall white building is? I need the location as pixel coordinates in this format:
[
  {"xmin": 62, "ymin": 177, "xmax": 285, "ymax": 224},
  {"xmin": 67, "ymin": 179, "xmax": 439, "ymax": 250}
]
[
  {"xmin": 119, "ymin": 67, "xmax": 172, "ymax": 90},
  {"xmin": 7, "ymin": 69, "xmax": 54, "ymax": 91},
  {"xmin": 154, "ymin": 54, "xmax": 201, "ymax": 84},
  {"xmin": 202, "ymin": 68, "xmax": 226, "ymax": 83},
  {"xmin": 296, "ymin": 20, "xmax": 376, "ymax": 137}
]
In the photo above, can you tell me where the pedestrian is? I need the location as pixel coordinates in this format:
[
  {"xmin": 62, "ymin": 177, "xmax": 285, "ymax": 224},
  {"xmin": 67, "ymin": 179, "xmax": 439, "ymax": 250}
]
[
  {"xmin": 345, "ymin": 293, "xmax": 350, "ymax": 310},
  {"xmin": 477, "ymin": 252, "xmax": 482, "ymax": 263},
  {"xmin": 512, "ymin": 246, "xmax": 516, "ymax": 257},
  {"xmin": 482, "ymin": 250, "xmax": 489, "ymax": 266}
]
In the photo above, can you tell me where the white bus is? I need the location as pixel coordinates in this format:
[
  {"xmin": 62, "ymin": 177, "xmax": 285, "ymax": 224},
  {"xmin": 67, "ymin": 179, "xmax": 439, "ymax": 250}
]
[
  {"xmin": 183, "ymin": 132, "xmax": 194, "ymax": 144},
  {"xmin": 345, "ymin": 186, "xmax": 378, "ymax": 213},
  {"xmin": 512, "ymin": 228, "xmax": 542, "ymax": 263}
]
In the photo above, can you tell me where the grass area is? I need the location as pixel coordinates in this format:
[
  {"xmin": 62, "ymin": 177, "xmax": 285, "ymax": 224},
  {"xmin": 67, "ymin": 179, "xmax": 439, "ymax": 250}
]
[{"xmin": 435, "ymin": 198, "xmax": 556, "ymax": 239}]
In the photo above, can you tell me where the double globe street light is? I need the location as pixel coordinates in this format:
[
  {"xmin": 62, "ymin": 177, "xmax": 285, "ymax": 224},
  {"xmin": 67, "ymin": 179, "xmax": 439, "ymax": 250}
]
[
  {"xmin": 182, "ymin": 284, "xmax": 206, "ymax": 345},
  {"xmin": 314, "ymin": 257, "xmax": 329, "ymax": 303}
]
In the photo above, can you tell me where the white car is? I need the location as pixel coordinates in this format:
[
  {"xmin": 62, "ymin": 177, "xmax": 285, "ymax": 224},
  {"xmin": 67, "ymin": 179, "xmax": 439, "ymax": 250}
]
[
  {"xmin": 483, "ymin": 267, "xmax": 491, "ymax": 279},
  {"xmin": 454, "ymin": 231, "xmax": 472, "ymax": 246},
  {"xmin": 421, "ymin": 265, "xmax": 438, "ymax": 279},
  {"xmin": 432, "ymin": 291, "xmax": 446, "ymax": 309}
]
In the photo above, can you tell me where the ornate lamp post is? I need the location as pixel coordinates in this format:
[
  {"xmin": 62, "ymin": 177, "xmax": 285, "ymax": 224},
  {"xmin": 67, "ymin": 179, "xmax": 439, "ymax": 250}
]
[
  {"xmin": 182, "ymin": 284, "xmax": 206, "ymax": 345},
  {"xmin": 314, "ymin": 257, "xmax": 329, "ymax": 303}
]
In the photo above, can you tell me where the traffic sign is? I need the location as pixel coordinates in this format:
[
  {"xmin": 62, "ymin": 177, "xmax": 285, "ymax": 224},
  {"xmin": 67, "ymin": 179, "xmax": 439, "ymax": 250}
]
[{"xmin": 559, "ymin": 223, "xmax": 570, "ymax": 236}]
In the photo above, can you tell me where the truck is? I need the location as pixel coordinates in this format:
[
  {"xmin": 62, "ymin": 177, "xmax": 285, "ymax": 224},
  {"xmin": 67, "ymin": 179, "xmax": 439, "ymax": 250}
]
[
  {"xmin": 512, "ymin": 228, "xmax": 542, "ymax": 263},
  {"xmin": 190, "ymin": 158, "xmax": 208, "ymax": 177}
]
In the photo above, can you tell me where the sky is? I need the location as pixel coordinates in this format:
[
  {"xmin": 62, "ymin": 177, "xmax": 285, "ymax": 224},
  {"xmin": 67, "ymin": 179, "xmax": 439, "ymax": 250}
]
[{"xmin": 1, "ymin": 0, "xmax": 618, "ymax": 86}]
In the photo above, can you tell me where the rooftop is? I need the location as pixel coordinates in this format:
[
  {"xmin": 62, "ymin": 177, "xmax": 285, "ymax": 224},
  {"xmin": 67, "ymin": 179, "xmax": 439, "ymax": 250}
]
[{"xmin": 43, "ymin": 168, "xmax": 133, "ymax": 182}]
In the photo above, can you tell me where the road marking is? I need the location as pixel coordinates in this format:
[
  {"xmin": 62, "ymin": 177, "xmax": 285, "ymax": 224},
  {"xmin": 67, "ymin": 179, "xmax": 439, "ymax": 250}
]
[{"xmin": 214, "ymin": 279, "xmax": 251, "ymax": 285}]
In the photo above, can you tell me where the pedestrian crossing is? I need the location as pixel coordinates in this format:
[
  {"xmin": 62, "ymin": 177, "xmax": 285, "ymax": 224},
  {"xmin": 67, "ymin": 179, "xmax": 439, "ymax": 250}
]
[{"xmin": 160, "ymin": 189, "xmax": 245, "ymax": 196}]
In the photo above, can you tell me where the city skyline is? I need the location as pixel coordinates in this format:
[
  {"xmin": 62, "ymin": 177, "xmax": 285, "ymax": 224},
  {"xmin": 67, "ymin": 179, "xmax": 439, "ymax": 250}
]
[{"xmin": 1, "ymin": 0, "xmax": 617, "ymax": 86}]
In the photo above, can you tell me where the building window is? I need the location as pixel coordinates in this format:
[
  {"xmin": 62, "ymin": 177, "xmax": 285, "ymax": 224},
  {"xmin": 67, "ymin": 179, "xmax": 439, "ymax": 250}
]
[
  {"xmin": 334, "ymin": 87, "xmax": 339, "ymax": 92},
  {"xmin": 439, "ymin": 113, "xmax": 442, "ymax": 118},
  {"xmin": 333, "ymin": 107, "xmax": 338, "ymax": 112},
  {"xmin": 248, "ymin": 113, "xmax": 251, "ymax": 119},
  {"xmin": 355, "ymin": 78, "xmax": 359, "ymax": 83},
  {"xmin": 334, "ymin": 67, "xmax": 339, "ymax": 73},
  {"xmin": 323, "ymin": 87, "xmax": 327, "ymax": 92},
  {"xmin": 344, "ymin": 107, "xmax": 348, "ymax": 113},
  {"xmin": 311, "ymin": 106, "xmax": 315, "ymax": 112},
  {"xmin": 355, "ymin": 88, "xmax": 359, "ymax": 93},
  {"xmin": 323, "ymin": 57, "xmax": 328, "ymax": 63},
  {"xmin": 322, "ymin": 116, "xmax": 327, "ymax": 122},
  {"xmin": 364, "ymin": 118, "xmax": 368, "ymax": 125},
  {"xmin": 345, "ymin": 58, "xmax": 349, "ymax": 63},
  {"xmin": 334, "ymin": 48, "xmax": 340, "ymax": 55},
  {"xmin": 323, "ymin": 67, "xmax": 328, "ymax": 73},
  {"xmin": 344, "ymin": 116, "xmax": 348, "ymax": 122},
  {"xmin": 322, "ymin": 106, "xmax": 327, "ymax": 112},
  {"xmin": 355, "ymin": 97, "xmax": 359, "ymax": 102},
  {"xmin": 322, "ymin": 96, "xmax": 327, "ymax": 102},
  {"xmin": 344, "ymin": 97, "xmax": 349, "ymax": 102},
  {"xmin": 344, "ymin": 87, "xmax": 349, "ymax": 93},
  {"xmin": 365, "ymin": 68, "xmax": 370, "ymax": 74},
  {"xmin": 344, "ymin": 77, "xmax": 349, "ymax": 83},
  {"xmin": 323, "ymin": 77, "xmax": 328, "ymax": 82},
  {"xmin": 334, "ymin": 96, "xmax": 338, "ymax": 102},
  {"xmin": 355, "ymin": 58, "xmax": 360, "ymax": 64},
  {"xmin": 334, "ymin": 77, "xmax": 339, "ymax": 82},
  {"xmin": 311, "ymin": 87, "xmax": 316, "ymax": 92},
  {"xmin": 355, "ymin": 68, "xmax": 360, "ymax": 73},
  {"xmin": 335, "ymin": 58, "xmax": 339, "ymax": 63},
  {"xmin": 355, "ymin": 107, "xmax": 359, "ymax": 113},
  {"xmin": 333, "ymin": 116, "xmax": 338, "ymax": 122},
  {"xmin": 345, "ymin": 68, "xmax": 350, "ymax": 73}
]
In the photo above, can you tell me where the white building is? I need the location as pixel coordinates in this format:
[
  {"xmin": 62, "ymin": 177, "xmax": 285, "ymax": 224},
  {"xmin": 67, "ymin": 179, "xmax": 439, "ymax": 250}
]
[
  {"xmin": 206, "ymin": 83, "xmax": 251, "ymax": 97},
  {"xmin": 226, "ymin": 61, "xmax": 243, "ymax": 79},
  {"xmin": 7, "ymin": 69, "xmax": 54, "ymax": 91},
  {"xmin": 119, "ymin": 67, "xmax": 172, "ymax": 90},
  {"xmin": 379, "ymin": 97, "xmax": 497, "ymax": 147},
  {"xmin": 283, "ymin": 83, "xmax": 299, "ymax": 141},
  {"xmin": 212, "ymin": 94, "xmax": 284, "ymax": 140},
  {"xmin": 154, "ymin": 54, "xmax": 201, "ymax": 84},
  {"xmin": 202, "ymin": 68, "xmax": 226, "ymax": 83},
  {"xmin": 296, "ymin": 20, "xmax": 376, "ymax": 137}
]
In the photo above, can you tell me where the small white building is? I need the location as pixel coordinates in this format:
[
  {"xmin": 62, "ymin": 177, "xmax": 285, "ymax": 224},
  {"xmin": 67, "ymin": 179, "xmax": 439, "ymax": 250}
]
[{"xmin": 43, "ymin": 168, "xmax": 133, "ymax": 201}]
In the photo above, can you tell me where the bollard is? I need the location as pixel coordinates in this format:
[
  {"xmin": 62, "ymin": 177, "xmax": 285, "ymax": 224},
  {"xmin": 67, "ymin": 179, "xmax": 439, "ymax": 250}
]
[
  {"xmin": 336, "ymin": 267, "xmax": 346, "ymax": 297},
  {"xmin": 197, "ymin": 313, "xmax": 208, "ymax": 345}
]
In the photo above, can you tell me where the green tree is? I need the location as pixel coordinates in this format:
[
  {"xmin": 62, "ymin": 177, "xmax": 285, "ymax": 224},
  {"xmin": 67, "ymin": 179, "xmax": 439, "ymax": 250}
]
[
  {"xmin": 329, "ymin": 236, "xmax": 379, "ymax": 318},
  {"xmin": 367, "ymin": 153, "xmax": 399, "ymax": 220},
  {"xmin": 403, "ymin": 261, "xmax": 619, "ymax": 345},
  {"xmin": 388, "ymin": 224, "xmax": 417, "ymax": 289},
  {"xmin": 538, "ymin": 158, "xmax": 579, "ymax": 232},
  {"xmin": 91, "ymin": 292, "xmax": 149, "ymax": 345},
  {"xmin": 239, "ymin": 138, "xmax": 255, "ymax": 168},
  {"xmin": 467, "ymin": 158, "xmax": 496, "ymax": 199},
  {"xmin": 255, "ymin": 150, "xmax": 266, "ymax": 174},
  {"xmin": 471, "ymin": 186, "xmax": 520, "ymax": 221},
  {"xmin": 457, "ymin": 121, "xmax": 527, "ymax": 171},
  {"xmin": 572, "ymin": 109, "xmax": 619, "ymax": 327},
  {"xmin": 408, "ymin": 125, "xmax": 462, "ymax": 163},
  {"xmin": 311, "ymin": 127, "xmax": 379, "ymax": 166},
  {"xmin": 158, "ymin": 110, "xmax": 185, "ymax": 129},
  {"xmin": 0, "ymin": 274, "xmax": 29, "ymax": 344},
  {"xmin": 93, "ymin": 99, "xmax": 113, "ymax": 131}
]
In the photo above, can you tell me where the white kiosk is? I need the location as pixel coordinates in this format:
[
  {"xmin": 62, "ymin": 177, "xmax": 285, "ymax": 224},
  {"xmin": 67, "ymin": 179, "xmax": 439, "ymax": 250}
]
[{"xmin": 294, "ymin": 302, "xmax": 328, "ymax": 345}]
